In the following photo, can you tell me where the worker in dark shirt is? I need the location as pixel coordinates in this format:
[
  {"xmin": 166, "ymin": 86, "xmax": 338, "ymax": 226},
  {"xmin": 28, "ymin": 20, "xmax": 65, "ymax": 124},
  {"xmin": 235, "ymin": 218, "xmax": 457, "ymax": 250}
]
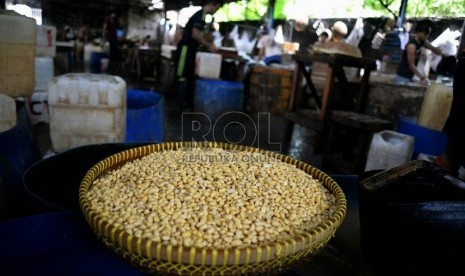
[
  {"xmin": 174, "ymin": 0, "xmax": 224, "ymax": 111},
  {"xmin": 290, "ymin": 17, "xmax": 317, "ymax": 54},
  {"xmin": 435, "ymin": 48, "xmax": 465, "ymax": 177},
  {"xmin": 395, "ymin": 20, "xmax": 443, "ymax": 85},
  {"xmin": 103, "ymin": 11, "xmax": 122, "ymax": 74}
]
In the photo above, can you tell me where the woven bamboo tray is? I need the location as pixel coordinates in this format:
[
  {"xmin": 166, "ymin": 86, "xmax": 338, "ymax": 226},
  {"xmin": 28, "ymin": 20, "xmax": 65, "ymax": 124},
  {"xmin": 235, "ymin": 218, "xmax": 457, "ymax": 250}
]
[{"xmin": 79, "ymin": 142, "xmax": 347, "ymax": 275}]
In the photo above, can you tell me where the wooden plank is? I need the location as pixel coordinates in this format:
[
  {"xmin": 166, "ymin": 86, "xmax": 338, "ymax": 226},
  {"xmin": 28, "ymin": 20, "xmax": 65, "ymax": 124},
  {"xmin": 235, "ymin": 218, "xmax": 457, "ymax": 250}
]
[
  {"xmin": 284, "ymin": 109, "xmax": 324, "ymax": 131},
  {"xmin": 330, "ymin": 111, "xmax": 392, "ymax": 129}
]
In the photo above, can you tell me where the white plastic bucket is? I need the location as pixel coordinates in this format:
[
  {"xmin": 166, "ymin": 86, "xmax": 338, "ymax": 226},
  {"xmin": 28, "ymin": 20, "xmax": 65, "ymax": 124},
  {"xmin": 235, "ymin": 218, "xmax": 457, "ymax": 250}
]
[{"xmin": 365, "ymin": 130, "xmax": 415, "ymax": 171}]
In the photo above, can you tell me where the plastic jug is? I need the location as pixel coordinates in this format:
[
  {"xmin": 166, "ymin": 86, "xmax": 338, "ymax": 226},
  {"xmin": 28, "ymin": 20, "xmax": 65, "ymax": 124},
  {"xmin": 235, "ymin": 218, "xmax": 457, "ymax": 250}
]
[
  {"xmin": 365, "ymin": 130, "xmax": 415, "ymax": 171},
  {"xmin": 418, "ymin": 82, "xmax": 453, "ymax": 131}
]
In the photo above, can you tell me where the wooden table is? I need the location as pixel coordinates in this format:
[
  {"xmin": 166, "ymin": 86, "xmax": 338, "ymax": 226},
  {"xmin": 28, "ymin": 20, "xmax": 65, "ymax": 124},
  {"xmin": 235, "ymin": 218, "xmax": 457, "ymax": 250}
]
[
  {"xmin": 289, "ymin": 53, "xmax": 377, "ymax": 119},
  {"xmin": 286, "ymin": 54, "xmax": 393, "ymax": 173}
]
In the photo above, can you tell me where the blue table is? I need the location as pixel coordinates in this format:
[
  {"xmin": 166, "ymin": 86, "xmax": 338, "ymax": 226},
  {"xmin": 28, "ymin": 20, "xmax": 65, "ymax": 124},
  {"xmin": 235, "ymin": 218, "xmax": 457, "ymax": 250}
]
[{"xmin": 0, "ymin": 211, "xmax": 142, "ymax": 275}]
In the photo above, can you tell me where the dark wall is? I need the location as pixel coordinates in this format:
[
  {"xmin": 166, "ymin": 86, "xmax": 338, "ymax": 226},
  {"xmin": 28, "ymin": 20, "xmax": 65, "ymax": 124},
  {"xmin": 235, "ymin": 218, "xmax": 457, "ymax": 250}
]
[
  {"xmin": 42, "ymin": 0, "xmax": 128, "ymax": 28},
  {"xmin": 39, "ymin": 0, "xmax": 131, "ymax": 40}
]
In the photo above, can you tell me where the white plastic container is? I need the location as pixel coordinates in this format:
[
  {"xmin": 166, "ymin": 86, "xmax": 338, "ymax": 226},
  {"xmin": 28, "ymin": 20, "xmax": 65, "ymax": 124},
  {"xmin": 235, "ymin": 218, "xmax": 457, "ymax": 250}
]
[
  {"xmin": 34, "ymin": 57, "xmax": 54, "ymax": 92},
  {"xmin": 418, "ymin": 82, "xmax": 453, "ymax": 131},
  {"xmin": 365, "ymin": 130, "xmax": 415, "ymax": 171},
  {"xmin": 0, "ymin": 10, "xmax": 37, "ymax": 98},
  {"xmin": 48, "ymin": 73, "xmax": 127, "ymax": 152},
  {"xmin": 25, "ymin": 91, "xmax": 49, "ymax": 125},
  {"xmin": 36, "ymin": 25, "xmax": 56, "ymax": 58},
  {"xmin": 0, "ymin": 94, "xmax": 17, "ymax": 132},
  {"xmin": 195, "ymin": 52, "xmax": 222, "ymax": 79}
]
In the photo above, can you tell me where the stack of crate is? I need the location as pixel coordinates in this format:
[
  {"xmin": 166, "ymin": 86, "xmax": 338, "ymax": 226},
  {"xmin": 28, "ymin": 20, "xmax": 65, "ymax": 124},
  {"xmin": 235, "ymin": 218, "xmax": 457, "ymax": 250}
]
[{"xmin": 247, "ymin": 65, "xmax": 293, "ymax": 115}]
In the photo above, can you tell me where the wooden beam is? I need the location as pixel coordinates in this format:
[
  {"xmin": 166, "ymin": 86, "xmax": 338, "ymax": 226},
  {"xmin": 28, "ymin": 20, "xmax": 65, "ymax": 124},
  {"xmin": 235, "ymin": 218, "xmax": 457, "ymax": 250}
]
[{"xmin": 458, "ymin": 19, "xmax": 465, "ymax": 55}]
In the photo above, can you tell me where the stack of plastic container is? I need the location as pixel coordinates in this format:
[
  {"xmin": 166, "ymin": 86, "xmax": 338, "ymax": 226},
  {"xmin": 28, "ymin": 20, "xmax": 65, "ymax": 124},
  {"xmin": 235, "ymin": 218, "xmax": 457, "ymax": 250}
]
[
  {"xmin": 26, "ymin": 25, "xmax": 57, "ymax": 125},
  {"xmin": 48, "ymin": 73, "xmax": 127, "ymax": 153}
]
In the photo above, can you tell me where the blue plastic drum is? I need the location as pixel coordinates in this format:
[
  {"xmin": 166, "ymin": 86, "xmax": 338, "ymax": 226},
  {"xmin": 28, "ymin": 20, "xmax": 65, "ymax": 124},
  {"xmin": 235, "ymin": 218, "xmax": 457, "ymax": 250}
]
[
  {"xmin": 90, "ymin": 52, "xmax": 105, "ymax": 74},
  {"xmin": 125, "ymin": 89, "xmax": 164, "ymax": 143},
  {"xmin": 396, "ymin": 117, "xmax": 448, "ymax": 157},
  {"xmin": 0, "ymin": 104, "xmax": 42, "ymax": 219},
  {"xmin": 194, "ymin": 79, "xmax": 244, "ymax": 121}
]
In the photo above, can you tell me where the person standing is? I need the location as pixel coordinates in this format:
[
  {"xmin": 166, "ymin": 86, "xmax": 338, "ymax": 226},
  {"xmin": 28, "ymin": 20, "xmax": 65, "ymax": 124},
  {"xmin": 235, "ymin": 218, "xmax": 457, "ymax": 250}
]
[
  {"xmin": 64, "ymin": 26, "xmax": 75, "ymax": 42},
  {"xmin": 256, "ymin": 28, "xmax": 282, "ymax": 64},
  {"xmin": 317, "ymin": 29, "xmax": 332, "ymax": 45},
  {"xmin": 174, "ymin": 0, "xmax": 224, "ymax": 111},
  {"xmin": 395, "ymin": 20, "xmax": 443, "ymax": 85},
  {"xmin": 434, "ymin": 48, "xmax": 465, "ymax": 176},
  {"xmin": 102, "ymin": 11, "xmax": 122, "ymax": 74},
  {"xmin": 290, "ymin": 17, "xmax": 318, "ymax": 54},
  {"xmin": 330, "ymin": 21, "xmax": 348, "ymax": 43},
  {"xmin": 76, "ymin": 25, "xmax": 89, "ymax": 65},
  {"xmin": 312, "ymin": 21, "xmax": 362, "ymax": 58}
]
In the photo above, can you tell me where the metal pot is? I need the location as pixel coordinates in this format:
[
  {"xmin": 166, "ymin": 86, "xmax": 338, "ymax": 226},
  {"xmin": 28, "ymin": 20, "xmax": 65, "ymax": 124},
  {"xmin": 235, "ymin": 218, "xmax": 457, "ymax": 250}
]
[{"xmin": 358, "ymin": 160, "xmax": 465, "ymax": 274}]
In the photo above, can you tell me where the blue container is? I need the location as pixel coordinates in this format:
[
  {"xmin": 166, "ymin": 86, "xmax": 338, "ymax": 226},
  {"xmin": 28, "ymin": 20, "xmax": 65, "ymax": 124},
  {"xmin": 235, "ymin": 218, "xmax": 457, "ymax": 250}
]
[
  {"xmin": 0, "ymin": 104, "xmax": 42, "ymax": 219},
  {"xmin": 396, "ymin": 117, "xmax": 448, "ymax": 157},
  {"xmin": 125, "ymin": 89, "xmax": 164, "ymax": 143},
  {"xmin": 194, "ymin": 79, "xmax": 244, "ymax": 120},
  {"xmin": 90, "ymin": 52, "xmax": 104, "ymax": 73}
]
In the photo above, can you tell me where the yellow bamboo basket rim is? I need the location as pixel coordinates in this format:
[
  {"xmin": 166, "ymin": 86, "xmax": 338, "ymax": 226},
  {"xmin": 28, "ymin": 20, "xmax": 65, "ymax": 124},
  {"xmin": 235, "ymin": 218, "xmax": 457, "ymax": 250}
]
[{"xmin": 79, "ymin": 141, "xmax": 347, "ymax": 272}]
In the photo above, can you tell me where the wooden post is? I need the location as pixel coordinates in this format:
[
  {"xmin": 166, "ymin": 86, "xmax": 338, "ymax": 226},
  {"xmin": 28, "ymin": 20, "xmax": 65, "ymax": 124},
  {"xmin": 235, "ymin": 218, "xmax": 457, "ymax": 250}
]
[{"xmin": 266, "ymin": 0, "xmax": 276, "ymax": 31}]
